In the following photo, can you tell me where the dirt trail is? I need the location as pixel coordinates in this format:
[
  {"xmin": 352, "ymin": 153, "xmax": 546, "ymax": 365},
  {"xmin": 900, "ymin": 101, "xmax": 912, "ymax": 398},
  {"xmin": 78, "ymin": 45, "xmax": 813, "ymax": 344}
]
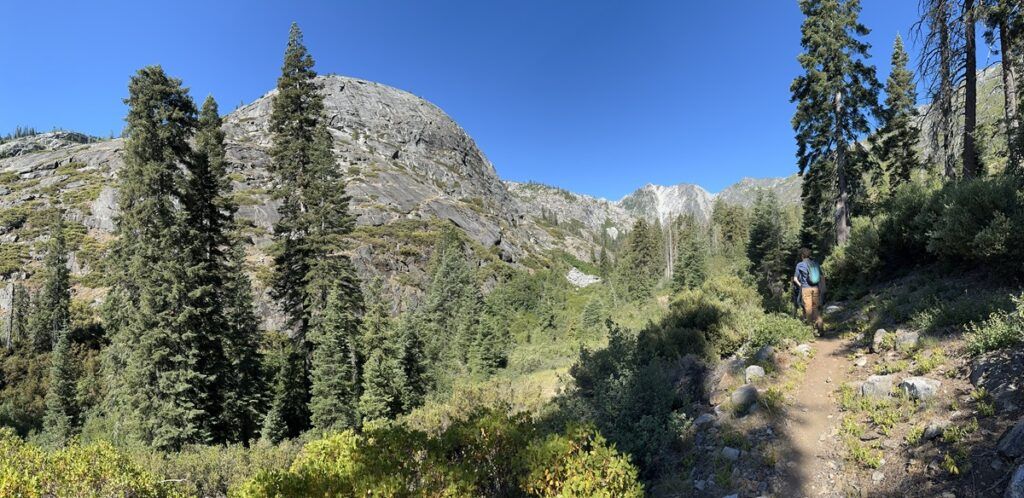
[{"xmin": 778, "ymin": 333, "xmax": 850, "ymax": 497}]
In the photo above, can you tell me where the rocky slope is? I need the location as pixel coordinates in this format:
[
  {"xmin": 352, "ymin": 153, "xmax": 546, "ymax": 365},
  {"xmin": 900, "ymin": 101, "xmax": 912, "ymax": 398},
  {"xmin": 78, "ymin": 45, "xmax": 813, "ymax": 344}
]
[{"xmin": 0, "ymin": 74, "xmax": 800, "ymax": 326}]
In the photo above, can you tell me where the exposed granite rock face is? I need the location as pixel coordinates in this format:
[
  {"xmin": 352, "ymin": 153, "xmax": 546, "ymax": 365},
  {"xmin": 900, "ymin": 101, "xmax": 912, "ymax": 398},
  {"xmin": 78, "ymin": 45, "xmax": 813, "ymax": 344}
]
[
  {"xmin": 717, "ymin": 176, "xmax": 801, "ymax": 208},
  {"xmin": 222, "ymin": 75, "xmax": 527, "ymax": 261},
  {"xmin": 619, "ymin": 183, "xmax": 715, "ymax": 224},
  {"xmin": 0, "ymin": 75, "xmax": 531, "ymax": 329},
  {"xmin": 0, "ymin": 131, "xmax": 100, "ymax": 159}
]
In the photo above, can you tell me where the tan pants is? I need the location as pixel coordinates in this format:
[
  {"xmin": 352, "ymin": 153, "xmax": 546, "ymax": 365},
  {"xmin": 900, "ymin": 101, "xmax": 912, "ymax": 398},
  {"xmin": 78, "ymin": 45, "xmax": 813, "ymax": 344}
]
[{"xmin": 801, "ymin": 286, "xmax": 823, "ymax": 331}]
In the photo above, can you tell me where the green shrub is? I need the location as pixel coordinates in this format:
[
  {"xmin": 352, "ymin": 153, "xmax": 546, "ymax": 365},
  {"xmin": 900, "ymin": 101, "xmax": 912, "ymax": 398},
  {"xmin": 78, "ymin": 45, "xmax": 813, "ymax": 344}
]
[
  {"xmin": 0, "ymin": 428, "xmax": 184, "ymax": 497},
  {"xmin": 233, "ymin": 411, "xmax": 642, "ymax": 497},
  {"xmin": 965, "ymin": 294, "xmax": 1024, "ymax": 354},
  {"xmin": 521, "ymin": 425, "xmax": 644, "ymax": 498},
  {"xmin": 749, "ymin": 312, "xmax": 814, "ymax": 350},
  {"xmin": 823, "ymin": 216, "xmax": 883, "ymax": 298}
]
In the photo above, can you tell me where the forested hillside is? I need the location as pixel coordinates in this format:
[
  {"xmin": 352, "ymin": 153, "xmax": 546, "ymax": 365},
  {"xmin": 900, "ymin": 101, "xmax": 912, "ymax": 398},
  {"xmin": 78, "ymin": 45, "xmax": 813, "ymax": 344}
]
[{"xmin": 2, "ymin": 0, "xmax": 1024, "ymax": 496}]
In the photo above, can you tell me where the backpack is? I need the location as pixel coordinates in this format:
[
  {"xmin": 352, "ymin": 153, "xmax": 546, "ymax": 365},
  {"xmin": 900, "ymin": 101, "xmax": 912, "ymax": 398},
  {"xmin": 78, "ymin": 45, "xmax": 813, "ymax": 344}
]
[{"xmin": 808, "ymin": 261, "xmax": 821, "ymax": 286}]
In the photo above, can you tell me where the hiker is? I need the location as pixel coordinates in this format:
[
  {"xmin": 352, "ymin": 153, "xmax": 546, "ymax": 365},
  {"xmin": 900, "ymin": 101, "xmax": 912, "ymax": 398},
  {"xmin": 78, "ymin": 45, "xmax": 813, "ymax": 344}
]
[{"xmin": 792, "ymin": 247, "xmax": 824, "ymax": 331}]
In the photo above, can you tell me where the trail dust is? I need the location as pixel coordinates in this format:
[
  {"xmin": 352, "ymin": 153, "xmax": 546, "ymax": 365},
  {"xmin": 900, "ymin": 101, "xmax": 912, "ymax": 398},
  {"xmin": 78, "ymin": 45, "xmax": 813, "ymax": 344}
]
[{"xmin": 777, "ymin": 330, "xmax": 851, "ymax": 497}]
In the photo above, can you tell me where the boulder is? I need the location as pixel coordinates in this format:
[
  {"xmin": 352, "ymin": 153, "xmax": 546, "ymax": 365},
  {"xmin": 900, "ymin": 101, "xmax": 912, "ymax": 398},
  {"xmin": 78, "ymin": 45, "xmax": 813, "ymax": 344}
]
[
  {"xmin": 999, "ymin": 420, "xmax": 1024, "ymax": 460},
  {"xmin": 794, "ymin": 344, "xmax": 813, "ymax": 357},
  {"xmin": 854, "ymin": 357, "xmax": 868, "ymax": 367},
  {"xmin": 899, "ymin": 377, "xmax": 941, "ymax": 400},
  {"xmin": 871, "ymin": 329, "xmax": 889, "ymax": 353},
  {"xmin": 731, "ymin": 384, "xmax": 759, "ymax": 414},
  {"xmin": 745, "ymin": 365, "xmax": 766, "ymax": 383},
  {"xmin": 894, "ymin": 329, "xmax": 920, "ymax": 351},
  {"xmin": 861, "ymin": 375, "xmax": 895, "ymax": 398},
  {"xmin": 1008, "ymin": 464, "xmax": 1024, "ymax": 498},
  {"xmin": 753, "ymin": 345, "xmax": 775, "ymax": 364},
  {"xmin": 565, "ymin": 267, "xmax": 600, "ymax": 288},
  {"xmin": 694, "ymin": 413, "xmax": 716, "ymax": 427}
]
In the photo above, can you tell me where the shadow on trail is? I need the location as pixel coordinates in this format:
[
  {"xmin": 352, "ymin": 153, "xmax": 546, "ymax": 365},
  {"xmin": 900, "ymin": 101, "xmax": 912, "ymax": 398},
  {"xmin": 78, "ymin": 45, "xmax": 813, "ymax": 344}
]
[{"xmin": 539, "ymin": 304, "xmax": 811, "ymax": 496}]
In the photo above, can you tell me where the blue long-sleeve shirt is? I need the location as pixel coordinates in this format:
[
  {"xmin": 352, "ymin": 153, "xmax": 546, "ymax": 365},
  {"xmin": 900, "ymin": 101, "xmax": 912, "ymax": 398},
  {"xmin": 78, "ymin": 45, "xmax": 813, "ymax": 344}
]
[{"xmin": 794, "ymin": 260, "xmax": 820, "ymax": 288}]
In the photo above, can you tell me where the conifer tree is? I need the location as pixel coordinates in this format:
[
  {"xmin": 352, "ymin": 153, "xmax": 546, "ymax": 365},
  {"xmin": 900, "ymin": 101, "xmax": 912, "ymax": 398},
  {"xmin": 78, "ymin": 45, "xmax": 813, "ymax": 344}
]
[
  {"xmin": 710, "ymin": 199, "xmax": 750, "ymax": 257},
  {"xmin": 393, "ymin": 312, "xmax": 428, "ymax": 410},
  {"xmin": 918, "ymin": 0, "xmax": 961, "ymax": 178},
  {"xmin": 309, "ymin": 288, "xmax": 361, "ymax": 431},
  {"xmin": 614, "ymin": 219, "xmax": 662, "ymax": 301},
  {"xmin": 871, "ymin": 35, "xmax": 921, "ymax": 190},
  {"xmin": 42, "ymin": 321, "xmax": 76, "ymax": 446},
  {"xmin": 102, "ymin": 66, "xmax": 209, "ymax": 450},
  {"xmin": 671, "ymin": 215, "xmax": 708, "ymax": 291},
  {"xmin": 747, "ymin": 191, "xmax": 792, "ymax": 301},
  {"xmin": 792, "ymin": 0, "xmax": 881, "ymax": 250},
  {"xmin": 260, "ymin": 336, "xmax": 309, "ymax": 442},
  {"xmin": 422, "ymin": 226, "xmax": 483, "ymax": 374},
  {"xmin": 189, "ymin": 96, "xmax": 266, "ymax": 443},
  {"xmin": 357, "ymin": 280, "xmax": 406, "ymax": 421},
  {"xmin": 265, "ymin": 23, "xmax": 362, "ymax": 432},
  {"xmin": 28, "ymin": 215, "xmax": 70, "ymax": 353}
]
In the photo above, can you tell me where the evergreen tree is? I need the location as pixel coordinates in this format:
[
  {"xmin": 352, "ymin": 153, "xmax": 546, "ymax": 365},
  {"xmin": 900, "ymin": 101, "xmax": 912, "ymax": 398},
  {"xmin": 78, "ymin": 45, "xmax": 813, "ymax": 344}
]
[
  {"xmin": 747, "ymin": 191, "xmax": 792, "ymax": 302},
  {"xmin": 986, "ymin": 1, "xmax": 1024, "ymax": 172},
  {"xmin": 42, "ymin": 321, "xmax": 76, "ymax": 445},
  {"xmin": 710, "ymin": 199, "xmax": 750, "ymax": 257},
  {"xmin": 265, "ymin": 23, "xmax": 362, "ymax": 432},
  {"xmin": 614, "ymin": 219, "xmax": 662, "ymax": 301},
  {"xmin": 260, "ymin": 335, "xmax": 309, "ymax": 443},
  {"xmin": 422, "ymin": 226, "xmax": 483, "ymax": 375},
  {"xmin": 671, "ymin": 215, "xmax": 709, "ymax": 291},
  {"xmin": 871, "ymin": 35, "xmax": 920, "ymax": 190},
  {"xmin": 792, "ymin": 0, "xmax": 881, "ymax": 250},
  {"xmin": 309, "ymin": 287, "xmax": 361, "ymax": 431},
  {"xmin": 102, "ymin": 66, "xmax": 210, "ymax": 450},
  {"xmin": 963, "ymin": 0, "xmax": 981, "ymax": 178},
  {"xmin": 918, "ymin": 0, "xmax": 961, "ymax": 178},
  {"xmin": 28, "ymin": 215, "xmax": 70, "ymax": 353},
  {"xmin": 189, "ymin": 95, "xmax": 267, "ymax": 443},
  {"xmin": 356, "ymin": 280, "xmax": 405, "ymax": 421}
]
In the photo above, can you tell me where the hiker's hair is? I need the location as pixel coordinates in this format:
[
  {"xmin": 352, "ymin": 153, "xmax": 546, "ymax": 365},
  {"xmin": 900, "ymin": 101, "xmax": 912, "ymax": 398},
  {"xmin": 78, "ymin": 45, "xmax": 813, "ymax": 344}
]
[{"xmin": 799, "ymin": 247, "xmax": 812, "ymax": 260}]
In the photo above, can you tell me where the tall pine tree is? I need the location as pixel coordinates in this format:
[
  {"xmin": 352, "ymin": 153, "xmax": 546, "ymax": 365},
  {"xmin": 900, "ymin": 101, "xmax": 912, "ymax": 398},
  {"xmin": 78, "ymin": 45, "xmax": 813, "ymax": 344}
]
[
  {"xmin": 614, "ymin": 219, "xmax": 663, "ymax": 300},
  {"xmin": 309, "ymin": 288, "xmax": 361, "ymax": 431},
  {"xmin": 791, "ymin": 0, "xmax": 880, "ymax": 250},
  {"xmin": 40, "ymin": 215, "xmax": 77, "ymax": 445},
  {"xmin": 357, "ymin": 280, "xmax": 407, "ymax": 421},
  {"xmin": 871, "ymin": 35, "xmax": 921, "ymax": 190},
  {"xmin": 671, "ymin": 215, "xmax": 709, "ymax": 291},
  {"xmin": 189, "ymin": 96, "xmax": 266, "ymax": 443},
  {"xmin": 747, "ymin": 191, "xmax": 793, "ymax": 303},
  {"xmin": 265, "ymin": 23, "xmax": 362, "ymax": 435},
  {"xmin": 28, "ymin": 214, "xmax": 70, "ymax": 353},
  {"xmin": 102, "ymin": 66, "xmax": 213, "ymax": 450}
]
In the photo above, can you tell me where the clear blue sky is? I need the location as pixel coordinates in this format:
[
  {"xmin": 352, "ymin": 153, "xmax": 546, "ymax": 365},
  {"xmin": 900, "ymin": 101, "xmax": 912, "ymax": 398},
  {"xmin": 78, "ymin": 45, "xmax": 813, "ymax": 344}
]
[{"xmin": 0, "ymin": 1, "xmax": 992, "ymax": 199}]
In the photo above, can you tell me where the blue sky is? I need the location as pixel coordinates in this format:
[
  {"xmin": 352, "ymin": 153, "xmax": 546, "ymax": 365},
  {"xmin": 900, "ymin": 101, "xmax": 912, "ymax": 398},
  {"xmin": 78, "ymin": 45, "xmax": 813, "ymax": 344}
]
[{"xmin": 0, "ymin": 1, "xmax": 994, "ymax": 199}]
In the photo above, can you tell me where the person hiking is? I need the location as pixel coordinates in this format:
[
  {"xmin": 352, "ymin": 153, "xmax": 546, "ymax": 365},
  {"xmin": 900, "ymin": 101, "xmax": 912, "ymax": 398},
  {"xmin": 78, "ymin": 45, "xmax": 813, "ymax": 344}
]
[{"xmin": 792, "ymin": 247, "xmax": 824, "ymax": 331}]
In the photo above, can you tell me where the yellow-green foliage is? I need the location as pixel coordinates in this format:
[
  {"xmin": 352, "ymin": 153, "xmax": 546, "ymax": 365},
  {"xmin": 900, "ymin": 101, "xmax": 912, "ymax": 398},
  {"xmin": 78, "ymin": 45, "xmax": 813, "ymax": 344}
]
[
  {"xmin": 0, "ymin": 428, "xmax": 183, "ymax": 498},
  {"xmin": 966, "ymin": 293, "xmax": 1024, "ymax": 355},
  {"xmin": 233, "ymin": 412, "xmax": 642, "ymax": 497},
  {"xmin": 521, "ymin": 426, "xmax": 644, "ymax": 498}
]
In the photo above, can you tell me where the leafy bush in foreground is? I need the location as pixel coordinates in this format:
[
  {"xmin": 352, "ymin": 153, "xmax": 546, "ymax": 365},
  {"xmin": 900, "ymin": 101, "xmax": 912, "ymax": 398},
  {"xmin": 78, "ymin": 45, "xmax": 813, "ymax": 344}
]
[
  {"xmin": 232, "ymin": 411, "xmax": 642, "ymax": 497},
  {"xmin": 966, "ymin": 294, "xmax": 1024, "ymax": 355},
  {"xmin": 0, "ymin": 428, "xmax": 183, "ymax": 498}
]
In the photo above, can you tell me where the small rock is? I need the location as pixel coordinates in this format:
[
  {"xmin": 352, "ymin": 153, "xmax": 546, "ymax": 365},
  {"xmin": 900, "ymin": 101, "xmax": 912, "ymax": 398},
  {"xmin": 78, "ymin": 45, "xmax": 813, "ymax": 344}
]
[
  {"xmin": 825, "ymin": 304, "xmax": 843, "ymax": 314},
  {"xmin": 722, "ymin": 446, "xmax": 741, "ymax": 461},
  {"xmin": 745, "ymin": 365, "xmax": 766, "ymax": 383},
  {"xmin": 940, "ymin": 493, "xmax": 955, "ymax": 498},
  {"xmin": 871, "ymin": 329, "xmax": 889, "ymax": 353},
  {"xmin": 825, "ymin": 376, "xmax": 832, "ymax": 384},
  {"xmin": 731, "ymin": 384, "xmax": 759, "ymax": 415},
  {"xmin": 895, "ymin": 329, "xmax": 920, "ymax": 351},
  {"xmin": 872, "ymin": 471, "xmax": 884, "ymax": 483},
  {"xmin": 794, "ymin": 344, "xmax": 813, "ymax": 357},
  {"xmin": 694, "ymin": 413, "xmax": 716, "ymax": 427},
  {"xmin": 899, "ymin": 377, "xmax": 941, "ymax": 400},
  {"xmin": 998, "ymin": 420, "xmax": 1024, "ymax": 460},
  {"xmin": 722, "ymin": 494, "xmax": 738, "ymax": 498},
  {"xmin": 1008, "ymin": 465, "xmax": 1024, "ymax": 498},
  {"xmin": 753, "ymin": 345, "xmax": 776, "ymax": 364},
  {"xmin": 854, "ymin": 357, "xmax": 868, "ymax": 367},
  {"xmin": 882, "ymin": 438, "xmax": 899, "ymax": 449},
  {"xmin": 693, "ymin": 479, "xmax": 706, "ymax": 491},
  {"xmin": 861, "ymin": 375, "xmax": 895, "ymax": 398},
  {"xmin": 923, "ymin": 420, "xmax": 950, "ymax": 441}
]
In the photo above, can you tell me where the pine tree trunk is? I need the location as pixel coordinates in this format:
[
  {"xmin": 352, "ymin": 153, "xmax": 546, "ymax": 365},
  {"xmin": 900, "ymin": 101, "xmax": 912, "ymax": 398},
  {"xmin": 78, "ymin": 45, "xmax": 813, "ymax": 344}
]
[
  {"xmin": 834, "ymin": 90, "xmax": 851, "ymax": 246},
  {"xmin": 939, "ymin": 0, "xmax": 957, "ymax": 179},
  {"xmin": 963, "ymin": 0, "xmax": 980, "ymax": 178},
  {"xmin": 1002, "ymin": 20, "xmax": 1021, "ymax": 173}
]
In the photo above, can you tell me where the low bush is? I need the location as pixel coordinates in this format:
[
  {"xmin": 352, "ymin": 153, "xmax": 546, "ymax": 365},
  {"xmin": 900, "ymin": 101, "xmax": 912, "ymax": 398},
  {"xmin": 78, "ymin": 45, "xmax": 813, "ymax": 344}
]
[
  {"xmin": 233, "ymin": 411, "xmax": 642, "ymax": 497},
  {"xmin": 0, "ymin": 428, "xmax": 183, "ymax": 498},
  {"xmin": 965, "ymin": 293, "xmax": 1024, "ymax": 355},
  {"xmin": 749, "ymin": 312, "xmax": 814, "ymax": 350}
]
